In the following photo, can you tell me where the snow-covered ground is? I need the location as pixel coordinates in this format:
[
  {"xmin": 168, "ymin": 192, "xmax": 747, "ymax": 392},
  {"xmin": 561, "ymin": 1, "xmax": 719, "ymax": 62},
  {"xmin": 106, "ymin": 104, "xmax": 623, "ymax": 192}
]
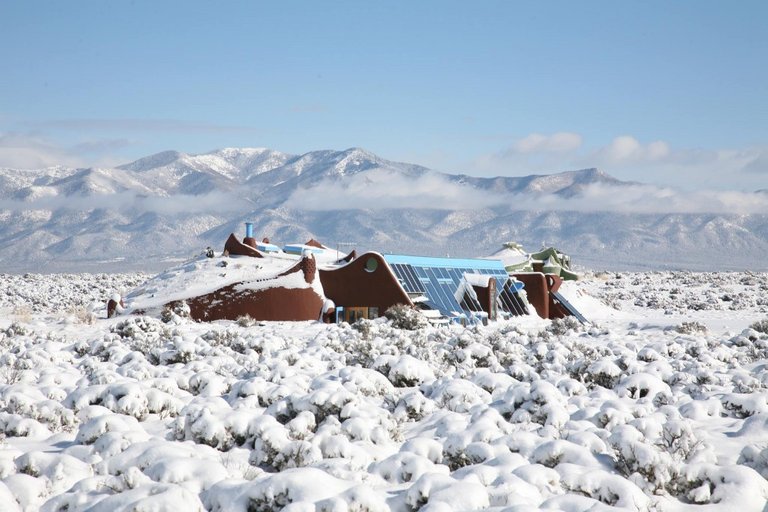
[{"xmin": 1, "ymin": 271, "xmax": 768, "ymax": 511}]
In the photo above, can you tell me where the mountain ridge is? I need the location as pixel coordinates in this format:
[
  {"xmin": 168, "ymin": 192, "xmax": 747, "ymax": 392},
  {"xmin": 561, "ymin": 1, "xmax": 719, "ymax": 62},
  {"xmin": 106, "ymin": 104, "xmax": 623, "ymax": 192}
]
[{"xmin": 0, "ymin": 147, "xmax": 766, "ymax": 273}]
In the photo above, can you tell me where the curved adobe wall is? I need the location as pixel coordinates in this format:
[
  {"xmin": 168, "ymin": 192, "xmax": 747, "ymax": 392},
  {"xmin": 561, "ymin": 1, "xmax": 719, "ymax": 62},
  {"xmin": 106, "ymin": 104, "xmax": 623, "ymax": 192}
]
[
  {"xmin": 181, "ymin": 256, "xmax": 323, "ymax": 322},
  {"xmin": 185, "ymin": 284, "xmax": 323, "ymax": 321},
  {"xmin": 319, "ymin": 253, "xmax": 412, "ymax": 314}
]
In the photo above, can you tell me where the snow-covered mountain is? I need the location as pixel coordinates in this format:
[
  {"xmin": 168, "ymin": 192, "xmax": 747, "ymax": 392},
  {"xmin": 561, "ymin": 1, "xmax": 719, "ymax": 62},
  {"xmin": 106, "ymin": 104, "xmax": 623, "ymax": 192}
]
[{"xmin": 1, "ymin": 147, "xmax": 766, "ymax": 272}]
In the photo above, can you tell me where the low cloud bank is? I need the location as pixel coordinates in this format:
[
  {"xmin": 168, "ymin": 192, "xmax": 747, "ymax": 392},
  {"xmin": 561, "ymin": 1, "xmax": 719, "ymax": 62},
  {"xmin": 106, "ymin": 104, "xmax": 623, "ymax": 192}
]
[
  {"xmin": 0, "ymin": 190, "xmax": 251, "ymax": 215},
  {"xmin": 286, "ymin": 171, "xmax": 768, "ymax": 215},
  {"xmin": 286, "ymin": 170, "xmax": 509, "ymax": 210},
  {"xmin": 509, "ymin": 183, "xmax": 768, "ymax": 215}
]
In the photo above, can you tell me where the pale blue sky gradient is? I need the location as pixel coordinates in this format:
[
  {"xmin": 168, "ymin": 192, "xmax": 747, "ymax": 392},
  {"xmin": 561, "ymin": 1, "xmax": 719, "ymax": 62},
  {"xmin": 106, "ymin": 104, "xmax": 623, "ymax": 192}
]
[{"xmin": 2, "ymin": 1, "xmax": 766, "ymax": 190}]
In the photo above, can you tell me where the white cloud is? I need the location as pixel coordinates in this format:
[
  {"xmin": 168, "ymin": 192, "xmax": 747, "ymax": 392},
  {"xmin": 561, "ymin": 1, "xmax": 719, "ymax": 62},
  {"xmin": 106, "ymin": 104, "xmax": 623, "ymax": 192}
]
[
  {"xmin": 594, "ymin": 135, "xmax": 673, "ymax": 164},
  {"xmin": 469, "ymin": 132, "xmax": 768, "ymax": 192},
  {"xmin": 284, "ymin": 167, "xmax": 768, "ymax": 215},
  {"xmin": 508, "ymin": 132, "xmax": 582, "ymax": 154},
  {"xmin": 0, "ymin": 132, "xmax": 131, "ymax": 169},
  {"xmin": 0, "ymin": 132, "xmax": 86, "ymax": 169},
  {"xmin": 0, "ymin": 190, "xmax": 250, "ymax": 214},
  {"xmin": 514, "ymin": 183, "xmax": 768, "ymax": 215},
  {"xmin": 743, "ymin": 152, "xmax": 768, "ymax": 174},
  {"xmin": 286, "ymin": 169, "xmax": 509, "ymax": 210}
]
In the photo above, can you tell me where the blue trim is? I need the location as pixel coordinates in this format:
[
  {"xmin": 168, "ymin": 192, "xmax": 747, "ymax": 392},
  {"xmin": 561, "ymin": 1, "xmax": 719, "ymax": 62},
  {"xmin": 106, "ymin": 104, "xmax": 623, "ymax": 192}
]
[
  {"xmin": 383, "ymin": 254, "xmax": 507, "ymax": 271},
  {"xmin": 284, "ymin": 244, "xmax": 324, "ymax": 254},
  {"xmin": 257, "ymin": 243, "xmax": 280, "ymax": 252}
]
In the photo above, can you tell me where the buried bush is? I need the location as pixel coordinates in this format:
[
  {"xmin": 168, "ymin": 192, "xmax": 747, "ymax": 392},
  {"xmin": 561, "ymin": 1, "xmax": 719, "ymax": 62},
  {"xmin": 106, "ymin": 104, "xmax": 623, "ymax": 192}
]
[
  {"xmin": 384, "ymin": 304, "xmax": 428, "ymax": 330},
  {"xmin": 676, "ymin": 321, "xmax": 708, "ymax": 335},
  {"xmin": 750, "ymin": 318, "xmax": 768, "ymax": 334},
  {"xmin": 161, "ymin": 300, "xmax": 191, "ymax": 323}
]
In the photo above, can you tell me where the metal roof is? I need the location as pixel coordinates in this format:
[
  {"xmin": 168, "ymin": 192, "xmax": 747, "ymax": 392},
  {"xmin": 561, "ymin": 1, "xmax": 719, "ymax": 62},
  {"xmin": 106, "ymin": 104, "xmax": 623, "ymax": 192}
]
[{"xmin": 382, "ymin": 254, "xmax": 507, "ymax": 271}]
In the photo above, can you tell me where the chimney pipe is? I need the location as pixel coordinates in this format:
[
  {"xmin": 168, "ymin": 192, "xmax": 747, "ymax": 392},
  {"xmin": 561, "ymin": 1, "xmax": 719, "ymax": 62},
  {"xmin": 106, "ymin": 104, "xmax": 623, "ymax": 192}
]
[{"xmin": 245, "ymin": 222, "xmax": 254, "ymax": 239}]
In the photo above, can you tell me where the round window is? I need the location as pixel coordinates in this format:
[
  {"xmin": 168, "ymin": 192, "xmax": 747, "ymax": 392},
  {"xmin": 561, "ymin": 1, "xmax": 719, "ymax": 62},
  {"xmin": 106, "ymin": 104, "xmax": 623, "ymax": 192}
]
[{"xmin": 365, "ymin": 256, "xmax": 378, "ymax": 272}]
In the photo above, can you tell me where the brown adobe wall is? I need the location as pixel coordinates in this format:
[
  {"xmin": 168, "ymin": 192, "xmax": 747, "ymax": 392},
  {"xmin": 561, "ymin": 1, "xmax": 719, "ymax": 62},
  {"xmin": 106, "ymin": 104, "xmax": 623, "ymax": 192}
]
[
  {"xmin": 337, "ymin": 250, "xmax": 356, "ymax": 264},
  {"xmin": 185, "ymin": 284, "xmax": 324, "ymax": 322},
  {"xmin": 511, "ymin": 272, "xmax": 568, "ymax": 320},
  {"xmin": 472, "ymin": 279, "xmax": 496, "ymax": 320},
  {"xmin": 546, "ymin": 274, "xmax": 569, "ymax": 319},
  {"xmin": 319, "ymin": 253, "xmax": 413, "ymax": 315},
  {"xmin": 179, "ymin": 255, "xmax": 322, "ymax": 322},
  {"xmin": 305, "ymin": 238, "xmax": 325, "ymax": 249}
]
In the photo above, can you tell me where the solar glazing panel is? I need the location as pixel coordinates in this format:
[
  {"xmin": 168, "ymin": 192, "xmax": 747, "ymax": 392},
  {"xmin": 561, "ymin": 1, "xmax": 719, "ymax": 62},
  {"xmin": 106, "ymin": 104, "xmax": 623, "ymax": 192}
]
[
  {"xmin": 390, "ymin": 263, "xmax": 425, "ymax": 294},
  {"xmin": 382, "ymin": 255, "xmax": 518, "ymax": 318}
]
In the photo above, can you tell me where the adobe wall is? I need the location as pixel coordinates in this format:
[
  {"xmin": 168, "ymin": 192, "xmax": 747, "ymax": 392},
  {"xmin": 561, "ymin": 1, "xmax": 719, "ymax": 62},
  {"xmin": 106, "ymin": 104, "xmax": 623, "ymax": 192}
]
[
  {"xmin": 319, "ymin": 253, "xmax": 413, "ymax": 315},
  {"xmin": 512, "ymin": 272, "xmax": 567, "ymax": 320},
  {"xmin": 223, "ymin": 233, "xmax": 264, "ymax": 258},
  {"xmin": 185, "ymin": 284, "xmax": 323, "ymax": 321},
  {"xmin": 179, "ymin": 255, "xmax": 323, "ymax": 322},
  {"xmin": 472, "ymin": 280, "xmax": 496, "ymax": 320}
]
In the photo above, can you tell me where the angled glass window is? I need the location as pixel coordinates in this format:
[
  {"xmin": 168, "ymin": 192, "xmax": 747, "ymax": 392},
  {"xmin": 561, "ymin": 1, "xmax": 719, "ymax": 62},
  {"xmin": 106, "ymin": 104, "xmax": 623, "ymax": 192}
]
[{"xmin": 382, "ymin": 254, "xmax": 520, "ymax": 318}]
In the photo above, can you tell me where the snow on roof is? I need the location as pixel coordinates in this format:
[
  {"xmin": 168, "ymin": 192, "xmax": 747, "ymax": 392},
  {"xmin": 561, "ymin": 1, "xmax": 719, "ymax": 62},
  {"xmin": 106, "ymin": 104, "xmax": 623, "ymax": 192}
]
[
  {"xmin": 462, "ymin": 273, "xmax": 495, "ymax": 287},
  {"xmin": 284, "ymin": 244, "xmax": 324, "ymax": 254},
  {"xmin": 486, "ymin": 246, "xmax": 530, "ymax": 268},
  {"xmin": 125, "ymin": 252, "xmax": 309, "ymax": 312},
  {"xmin": 256, "ymin": 242, "xmax": 281, "ymax": 252}
]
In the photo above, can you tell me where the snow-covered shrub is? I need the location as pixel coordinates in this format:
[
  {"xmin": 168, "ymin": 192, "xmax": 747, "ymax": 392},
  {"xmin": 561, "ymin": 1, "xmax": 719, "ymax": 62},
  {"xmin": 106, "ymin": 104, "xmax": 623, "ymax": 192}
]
[
  {"xmin": 1, "ymin": 385, "xmax": 77, "ymax": 433},
  {"xmin": 667, "ymin": 463, "xmax": 768, "ymax": 506},
  {"xmin": 161, "ymin": 300, "xmax": 191, "ymax": 323},
  {"xmin": 236, "ymin": 314, "xmax": 257, "ymax": 327},
  {"xmin": 0, "ymin": 357, "xmax": 26, "ymax": 385},
  {"xmin": 67, "ymin": 306, "xmax": 96, "ymax": 325},
  {"xmin": 351, "ymin": 317, "xmax": 374, "ymax": 339},
  {"xmin": 676, "ymin": 321, "xmax": 707, "ymax": 334},
  {"xmin": 720, "ymin": 391, "xmax": 768, "ymax": 418},
  {"xmin": 558, "ymin": 465, "xmax": 651, "ymax": 510},
  {"xmin": 200, "ymin": 328, "xmax": 244, "ymax": 348},
  {"xmin": 386, "ymin": 354, "xmax": 435, "ymax": 387},
  {"xmin": 543, "ymin": 316, "xmax": 582, "ymax": 337},
  {"xmin": 371, "ymin": 452, "xmax": 448, "ymax": 484},
  {"xmin": 15, "ymin": 451, "xmax": 93, "ymax": 494},
  {"xmin": 616, "ymin": 373, "xmax": 672, "ymax": 403},
  {"xmin": 316, "ymin": 484, "xmax": 390, "ymax": 512},
  {"xmin": 498, "ymin": 379, "xmax": 568, "ymax": 427},
  {"xmin": 750, "ymin": 318, "xmax": 768, "ymax": 334},
  {"xmin": 394, "ymin": 390, "xmax": 435, "ymax": 421},
  {"xmin": 427, "ymin": 378, "xmax": 491, "ymax": 413},
  {"xmin": 581, "ymin": 358, "xmax": 622, "ymax": 389},
  {"xmin": 109, "ymin": 317, "xmax": 169, "ymax": 363},
  {"xmin": 384, "ymin": 304, "xmax": 428, "ymax": 330},
  {"xmin": 3, "ymin": 322, "xmax": 29, "ymax": 338},
  {"xmin": 737, "ymin": 444, "xmax": 768, "ymax": 479},
  {"xmin": 211, "ymin": 467, "xmax": 354, "ymax": 512},
  {"xmin": 405, "ymin": 473, "xmax": 490, "ymax": 511},
  {"xmin": 75, "ymin": 414, "xmax": 144, "ymax": 445}
]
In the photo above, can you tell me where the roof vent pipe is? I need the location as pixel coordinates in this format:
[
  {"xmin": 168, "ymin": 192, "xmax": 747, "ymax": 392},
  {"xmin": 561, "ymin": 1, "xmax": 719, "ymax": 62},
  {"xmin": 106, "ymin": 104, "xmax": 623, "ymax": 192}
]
[{"xmin": 245, "ymin": 222, "xmax": 254, "ymax": 239}]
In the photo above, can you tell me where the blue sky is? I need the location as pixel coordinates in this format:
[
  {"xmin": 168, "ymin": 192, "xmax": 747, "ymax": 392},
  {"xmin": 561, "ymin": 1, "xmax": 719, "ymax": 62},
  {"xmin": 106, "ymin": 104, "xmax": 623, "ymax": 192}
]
[{"xmin": 1, "ymin": 1, "xmax": 766, "ymax": 191}]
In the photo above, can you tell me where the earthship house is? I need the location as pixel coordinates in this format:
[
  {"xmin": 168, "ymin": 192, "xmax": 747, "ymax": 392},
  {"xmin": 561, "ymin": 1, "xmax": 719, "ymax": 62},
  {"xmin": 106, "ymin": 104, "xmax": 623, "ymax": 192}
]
[{"xmin": 125, "ymin": 224, "xmax": 582, "ymax": 324}]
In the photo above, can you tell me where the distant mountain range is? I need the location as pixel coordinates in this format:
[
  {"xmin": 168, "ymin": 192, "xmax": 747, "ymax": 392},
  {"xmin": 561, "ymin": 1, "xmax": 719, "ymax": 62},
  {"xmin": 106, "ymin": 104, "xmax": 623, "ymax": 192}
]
[{"xmin": 1, "ymin": 147, "xmax": 767, "ymax": 272}]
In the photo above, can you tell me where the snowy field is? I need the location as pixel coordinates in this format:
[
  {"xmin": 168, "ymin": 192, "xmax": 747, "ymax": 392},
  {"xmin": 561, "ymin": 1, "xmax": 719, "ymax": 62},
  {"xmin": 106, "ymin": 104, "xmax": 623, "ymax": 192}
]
[{"xmin": 1, "ymin": 271, "xmax": 768, "ymax": 511}]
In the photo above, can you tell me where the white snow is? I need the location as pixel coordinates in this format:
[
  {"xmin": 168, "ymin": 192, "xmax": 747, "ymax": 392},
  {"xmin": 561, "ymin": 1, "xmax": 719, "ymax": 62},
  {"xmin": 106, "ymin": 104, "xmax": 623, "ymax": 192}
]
[
  {"xmin": 0, "ymin": 270, "xmax": 768, "ymax": 510},
  {"xmin": 125, "ymin": 251, "xmax": 331, "ymax": 314}
]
